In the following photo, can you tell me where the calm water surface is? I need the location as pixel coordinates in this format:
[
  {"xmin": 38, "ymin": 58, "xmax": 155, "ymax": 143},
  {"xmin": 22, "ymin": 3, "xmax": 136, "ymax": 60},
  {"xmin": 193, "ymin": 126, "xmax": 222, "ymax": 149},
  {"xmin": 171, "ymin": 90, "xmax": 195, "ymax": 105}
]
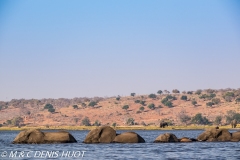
[{"xmin": 1, "ymin": 130, "xmax": 240, "ymax": 160}]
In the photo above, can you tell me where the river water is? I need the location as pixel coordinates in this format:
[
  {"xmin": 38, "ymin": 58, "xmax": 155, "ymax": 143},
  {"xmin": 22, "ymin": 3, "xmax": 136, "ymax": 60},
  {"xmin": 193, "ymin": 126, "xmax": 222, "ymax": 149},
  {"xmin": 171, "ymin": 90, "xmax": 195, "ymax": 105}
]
[{"xmin": 0, "ymin": 130, "xmax": 240, "ymax": 160}]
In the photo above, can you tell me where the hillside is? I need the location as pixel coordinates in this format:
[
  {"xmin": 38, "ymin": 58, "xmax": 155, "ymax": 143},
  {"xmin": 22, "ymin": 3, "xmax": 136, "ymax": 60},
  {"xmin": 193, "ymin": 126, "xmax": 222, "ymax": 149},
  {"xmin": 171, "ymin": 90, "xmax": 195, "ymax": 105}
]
[{"xmin": 0, "ymin": 88, "xmax": 240, "ymax": 127}]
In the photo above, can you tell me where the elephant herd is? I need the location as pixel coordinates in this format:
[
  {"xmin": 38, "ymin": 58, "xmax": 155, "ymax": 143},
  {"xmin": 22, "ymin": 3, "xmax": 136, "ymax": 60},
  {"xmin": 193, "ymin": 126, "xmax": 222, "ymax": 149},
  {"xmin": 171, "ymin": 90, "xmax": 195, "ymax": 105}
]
[{"xmin": 12, "ymin": 126, "xmax": 240, "ymax": 144}]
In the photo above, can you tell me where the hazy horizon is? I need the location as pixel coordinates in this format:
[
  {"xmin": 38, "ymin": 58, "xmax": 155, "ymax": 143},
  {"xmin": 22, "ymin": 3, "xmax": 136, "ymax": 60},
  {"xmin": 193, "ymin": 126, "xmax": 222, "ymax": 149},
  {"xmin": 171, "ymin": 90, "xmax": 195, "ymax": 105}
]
[{"xmin": 0, "ymin": 0, "xmax": 240, "ymax": 101}]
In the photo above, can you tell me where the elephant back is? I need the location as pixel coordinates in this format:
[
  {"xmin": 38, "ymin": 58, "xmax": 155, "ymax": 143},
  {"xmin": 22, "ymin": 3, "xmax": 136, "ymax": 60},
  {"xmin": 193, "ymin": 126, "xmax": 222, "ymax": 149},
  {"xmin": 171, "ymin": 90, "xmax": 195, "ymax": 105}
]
[
  {"xmin": 113, "ymin": 132, "xmax": 145, "ymax": 143},
  {"xmin": 84, "ymin": 126, "xmax": 116, "ymax": 143},
  {"xmin": 12, "ymin": 129, "xmax": 77, "ymax": 144},
  {"xmin": 43, "ymin": 132, "xmax": 77, "ymax": 143},
  {"xmin": 231, "ymin": 131, "xmax": 240, "ymax": 142},
  {"xmin": 197, "ymin": 128, "xmax": 231, "ymax": 141},
  {"xmin": 154, "ymin": 133, "xmax": 178, "ymax": 143}
]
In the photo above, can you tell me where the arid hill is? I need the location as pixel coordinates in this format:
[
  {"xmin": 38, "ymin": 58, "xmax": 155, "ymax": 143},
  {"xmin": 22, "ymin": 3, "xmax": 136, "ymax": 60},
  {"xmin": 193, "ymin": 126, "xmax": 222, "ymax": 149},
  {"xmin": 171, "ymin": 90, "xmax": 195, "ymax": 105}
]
[{"xmin": 0, "ymin": 88, "xmax": 240, "ymax": 127}]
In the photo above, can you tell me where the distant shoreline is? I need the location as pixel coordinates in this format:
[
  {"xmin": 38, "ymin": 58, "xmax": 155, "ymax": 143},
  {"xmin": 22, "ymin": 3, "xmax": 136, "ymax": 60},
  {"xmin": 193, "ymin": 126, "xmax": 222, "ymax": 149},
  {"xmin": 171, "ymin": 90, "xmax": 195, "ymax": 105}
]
[{"xmin": 0, "ymin": 125, "xmax": 237, "ymax": 131}]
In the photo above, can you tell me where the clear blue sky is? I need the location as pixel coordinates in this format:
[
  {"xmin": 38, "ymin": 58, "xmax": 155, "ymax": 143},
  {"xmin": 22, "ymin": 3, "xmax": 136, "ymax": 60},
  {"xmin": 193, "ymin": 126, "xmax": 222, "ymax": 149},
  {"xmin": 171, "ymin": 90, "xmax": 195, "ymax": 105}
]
[{"xmin": 0, "ymin": 0, "xmax": 239, "ymax": 101}]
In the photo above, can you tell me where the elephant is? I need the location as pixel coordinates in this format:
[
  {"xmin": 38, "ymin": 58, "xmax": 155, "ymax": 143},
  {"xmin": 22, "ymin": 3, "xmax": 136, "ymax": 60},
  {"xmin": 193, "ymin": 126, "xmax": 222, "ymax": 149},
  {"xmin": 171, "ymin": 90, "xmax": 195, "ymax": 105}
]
[
  {"xmin": 12, "ymin": 129, "xmax": 77, "ymax": 144},
  {"xmin": 231, "ymin": 131, "xmax": 240, "ymax": 142},
  {"xmin": 160, "ymin": 122, "xmax": 168, "ymax": 128},
  {"xmin": 83, "ymin": 126, "xmax": 116, "ymax": 143},
  {"xmin": 197, "ymin": 128, "xmax": 231, "ymax": 142},
  {"xmin": 113, "ymin": 132, "xmax": 145, "ymax": 143},
  {"xmin": 178, "ymin": 137, "xmax": 193, "ymax": 142},
  {"xmin": 154, "ymin": 133, "xmax": 179, "ymax": 143},
  {"xmin": 231, "ymin": 119, "xmax": 237, "ymax": 128}
]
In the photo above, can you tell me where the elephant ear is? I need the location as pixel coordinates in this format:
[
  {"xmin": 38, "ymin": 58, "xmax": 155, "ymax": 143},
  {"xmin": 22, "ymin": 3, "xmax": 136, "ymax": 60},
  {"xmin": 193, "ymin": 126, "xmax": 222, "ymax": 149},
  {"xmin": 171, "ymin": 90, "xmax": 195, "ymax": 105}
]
[
  {"xmin": 12, "ymin": 130, "xmax": 29, "ymax": 143},
  {"xmin": 26, "ymin": 129, "xmax": 44, "ymax": 144},
  {"xmin": 98, "ymin": 126, "xmax": 116, "ymax": 143},
  {"xmin": 12, "ymin": 129, "xmax": 40, "ymax": 144}
]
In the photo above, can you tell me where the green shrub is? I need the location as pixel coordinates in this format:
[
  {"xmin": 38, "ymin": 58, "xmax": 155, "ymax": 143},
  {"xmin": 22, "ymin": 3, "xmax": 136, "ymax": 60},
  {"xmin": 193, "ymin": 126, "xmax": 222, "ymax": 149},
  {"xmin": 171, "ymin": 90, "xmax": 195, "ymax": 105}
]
[
  {"xmin": 139, "ymin": 100, "xmax": 146, "ymax": 105},
  {"xmin": 191, "ymin": 113, "xmax": 210, "ymax": 125},
  {"xmin": 209, "ymin": 93, "xmax": 216, "ymax": 99},
  {"xmin": 148, "ymin": 103, "xmax": 155, "ymax": 110},
  {"xmin": 48, "ymin": 108, "xmax": 55, "ymax": 113},
  {"xmin": 214, "ymin": 116, "xmax": 222, "ymax": 125},
  {"xmin": 206, "ymin": 102, "xmax": 214, "ymax": 107},
  {"xmin": 126, "ymin": 118, "xmax": 135, "ymax": 125},
  {"xmin": 172, "ymin": 89, "xmax": 180, "ymax": 94},
  {"xmin": 225, "ymin": 92, "xmax": 235, "ymax": 97},
  {"xmin": 130, "ymin": 93, "xmax": 136, "ymax": 97},
  {"xmin": 93, "ymin": 120, "xmax": 101, "ymax": 126},
  {"xmin": 116, "ymin": 97, "xmax": 120, "ymax": 101},
  {"xmin": 165, "ymin": 101, "xmax": 173, "ymax": 107},
  {"xmin": 161, "ymin": 98, "xmax": 168, "ymax": 104},
  {"xmin": 192, "ymin": 100, "xmax": 197, "ymax": 106},
  {"xmin": 181, "ymin": 95, "xmax": 187, "ymax": 101},
  {"xmin": 195, "ymin": 89, "xmax": 202, "ymax": 95},
  {"xmin": 212, "ymin": 98, "xmax": 220, "ymax": 105},
  {"xmin": 88, "ymin": 101, "xmax": 97, "ymax": 107},
  {"xmin": 199, "ymin": 94, "xmax": 208, "ymax": 99},
  {"xmin": 187, "ymin": 91, "xmax": 193, "ymax": 94},
  {"xmin": 225, "ymin": 110, "xmax": 240, "ymax": 124},
  {"xmin": 157, "ymin": 90, "xmax": 163, "ymax": 94},
  {"xmin": 82, "ymin": 117, "xmax": 91, "ymax": 126},
  {"xmin": 135, "ymin": 100, "xmax": 141, "ymax": 103},
  {"xmin": 236, "ymin": 97, "xmax": 240, "ymax": 103},
  {"xmin": 199, "ymin": 94, "xmax": 215, "ymax": 100},
  {"xmin": 206, "ymin": 89, "xmax": 215, "ymax": 94},
  {"xmin": 44, "ymin": 104, "xmax": 53, "ymax": 109},
  {"xmin": 161, "ymin": 96, "xmax": 174, "ymax": 107},
  {"xmin": 122, "ymin": 105, "xmax": 129, "ymax": 110},
  {"xmin": 139, "ymin": 106, "xmax": 145, "ymax": 111},
  {"xmin": 72, "ymin": 105, "xmax": 78, "ymax": 109},
  {"xmin": 11, "ymin": 117, "xmax": 23, "ymax": 126},
  {"xmin": 112, "ymin": 122, "xmax": 117, "ymax": 127},
  {"xmin": 148, "ymin": 94, "xmax": 157, "ymax": 99}
]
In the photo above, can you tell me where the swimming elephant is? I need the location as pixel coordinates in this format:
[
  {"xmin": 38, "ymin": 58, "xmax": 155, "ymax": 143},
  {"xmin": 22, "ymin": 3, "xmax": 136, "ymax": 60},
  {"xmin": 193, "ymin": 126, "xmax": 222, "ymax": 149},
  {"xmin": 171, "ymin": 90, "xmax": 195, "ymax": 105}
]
[
  {"xmin": 197, "ymin": 128, "xmax": 231, "ymax": 142},
  {"xmin": 154, "ymin": 133, "xmax": 179, "ymax": 143},
  {"xmin": 113, "ymin": 132, "xmax": 145, "ymax": 143},
  {"xmin": 12, "ymin": 129, "xmax": 77, "ymax": 144},
  {"xmin": 160, "ymin": 122, "xmax": 168, "ymax": 128},
  {"xmin": 83, "ymin": 126, "xmax": 116, "ymax": 143},
  {"xmin": 231, "ymin": 131, "xmax": 240, "ymax": 142},
  {"xmin": 178, "ymin": 137, "xmax": 193, "ymax": 142},
  {"xmin": 231, "ymin": 119, "xmax": 237, "ymax": 128}
]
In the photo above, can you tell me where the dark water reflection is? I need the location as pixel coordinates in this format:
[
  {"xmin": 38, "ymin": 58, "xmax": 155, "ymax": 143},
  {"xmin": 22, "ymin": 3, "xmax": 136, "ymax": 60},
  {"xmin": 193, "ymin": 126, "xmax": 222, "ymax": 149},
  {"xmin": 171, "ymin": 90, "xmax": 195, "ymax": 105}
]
[{"xmin": 1, "ymin": 130, "xmax": 240, "ymax": 159}]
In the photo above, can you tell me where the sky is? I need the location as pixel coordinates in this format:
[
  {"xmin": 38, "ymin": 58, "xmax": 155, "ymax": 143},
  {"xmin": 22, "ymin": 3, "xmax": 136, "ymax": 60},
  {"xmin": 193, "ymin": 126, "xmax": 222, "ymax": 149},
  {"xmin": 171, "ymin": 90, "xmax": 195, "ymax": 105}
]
[{"xmin": 0, "ymin": 0, "xmax": 240, "ymax": 101}]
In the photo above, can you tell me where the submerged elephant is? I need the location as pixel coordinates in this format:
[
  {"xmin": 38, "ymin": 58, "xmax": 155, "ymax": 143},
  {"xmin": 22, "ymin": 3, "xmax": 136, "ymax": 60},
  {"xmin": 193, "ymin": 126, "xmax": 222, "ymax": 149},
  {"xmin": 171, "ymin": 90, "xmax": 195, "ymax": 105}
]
[
  {"xmin": 160, "ymin": 122, "xmax": 168, "ymax": 128},
  {"xmin": 197, "ymin": 128, "xmax": 231, "ymax": 142},
  {"xmin": 113, "ymin": 132, "xmax": 145, "ymax": 143},
  {"xmin": 231, "ymin": 119, "xmax": 237, "ymax": 128},
  {"xmin": 12, "ymin": 129, "xmax": 77, "ymax": 144},
  {"xmin": 83, "ymin": 126, "xmax": 116, "ymax": 143},
  {"xmin": 154, "ymin": 133, "xmax": 179, "ymax": 143},
  {"xmin": 84, "ymin": 126, "xmax": 145, "ymax": 143}
]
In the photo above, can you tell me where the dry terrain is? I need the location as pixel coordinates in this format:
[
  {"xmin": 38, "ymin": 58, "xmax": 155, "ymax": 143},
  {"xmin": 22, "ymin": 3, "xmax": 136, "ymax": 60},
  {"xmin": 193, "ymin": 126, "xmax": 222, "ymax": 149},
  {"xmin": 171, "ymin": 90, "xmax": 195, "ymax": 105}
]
[{"xmin": 0, "ymin": 89, "xmax": 240, "ymax": 127}]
